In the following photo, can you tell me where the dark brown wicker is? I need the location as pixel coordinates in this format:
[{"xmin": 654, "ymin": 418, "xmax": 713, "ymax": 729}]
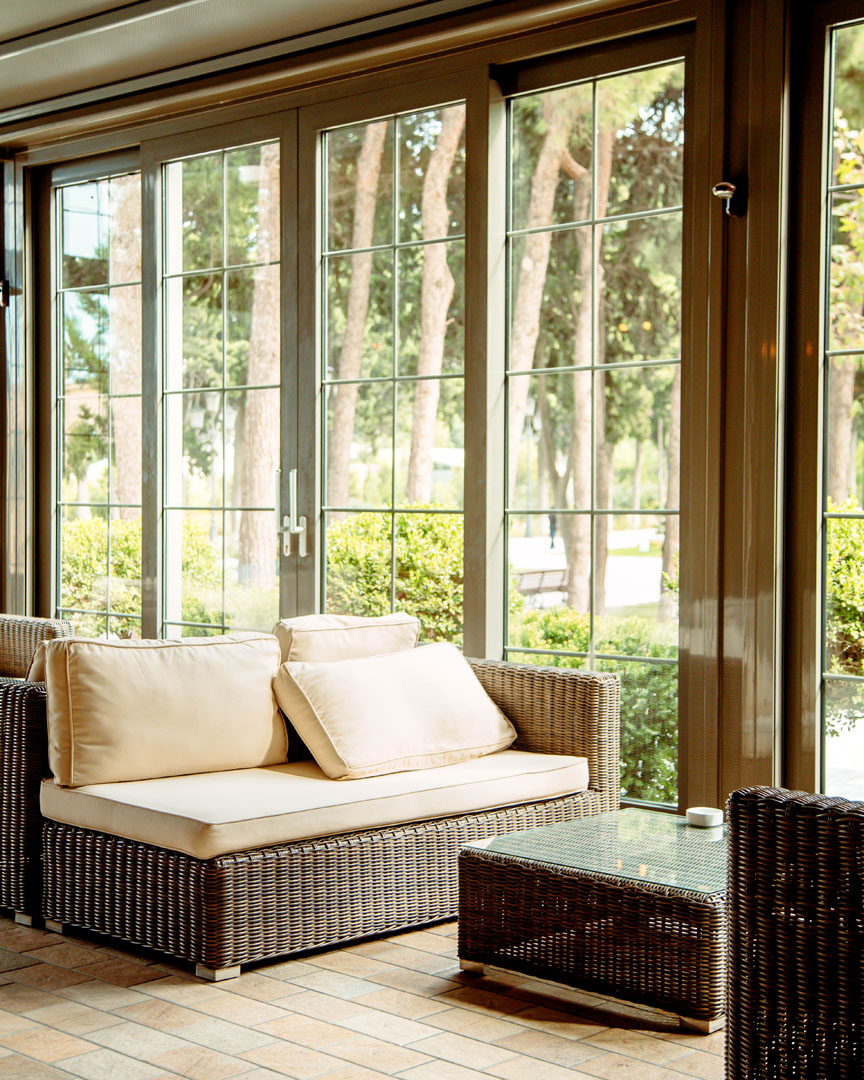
[
  {"xmin": 726, "ymin": 786, "xmax": 864, "ymax": 1080},
  {"xmin": 0, "ymin": 615, "xmax": 72, "ymax": 680},
  {"xmin": 458, "ymin": 812, "xmax": 727, "ymax": 1025},
  {"xmin": 39, "ymin": 661, "xmax": 620, "ymax": 970}
]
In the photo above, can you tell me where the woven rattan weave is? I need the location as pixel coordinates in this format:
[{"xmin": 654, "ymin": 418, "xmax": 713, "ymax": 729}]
[
  {"xmin": 458, "ymin": 809, "xmax": 727, "ymax": 1027},
  {"xmin": 0, "ymin": 615, "xmax": 72, "ymax": 680},
  {"xmin": 726, "ymin": 786, "xmax": 864, "ymax": 1080},
  {"xmin": 37, "ymin": 660, "xmax": 620, "ymax": 970}
]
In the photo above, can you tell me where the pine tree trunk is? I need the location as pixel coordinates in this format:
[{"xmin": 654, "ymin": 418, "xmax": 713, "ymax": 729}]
[
  {"xmin": 828, "ymin": 356, "xmax": 856, "ymax": 503},
  {"xmin": 238, "ymin": 143, "xmax": 281, "ymax": 587},
  {"xmin": 326, "ymin": 122, "xmax": 389, "ymax": 510},
  {"xmin": 405, "ymin": 106, "xmax": 465, "ymax": 504},
  {"xmin": 661, "ymin": 364, "xmax": 681, "ymax": 617}
]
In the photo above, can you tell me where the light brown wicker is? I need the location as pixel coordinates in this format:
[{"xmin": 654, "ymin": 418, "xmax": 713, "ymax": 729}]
[
  {"xmin": 0, "ymin": 615, "xmax": 72, "ymax": 680},
  {"xmin": 38, "ymin": 661, "xmax": 620, "ymax": 971}
]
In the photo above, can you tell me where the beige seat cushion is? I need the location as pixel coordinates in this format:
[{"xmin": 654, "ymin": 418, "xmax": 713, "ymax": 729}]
[
  {"xmin": 43, "ymin": 633, "xmax": 286, "ymax": 787},
  {"xmin": 273, "ymin": 641, "xmax": 516, "ymax": 780},
  {"xmin": 272, "ymin": 612, "xmax": 420, "ymax": 663},
  {"xmin": 40, "ymin": 749, "xmax": 590, "ymax": 859}
]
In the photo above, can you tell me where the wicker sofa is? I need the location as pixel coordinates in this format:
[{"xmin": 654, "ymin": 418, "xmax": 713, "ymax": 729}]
[{"xmin": 0, "ymin": 620, "xmax": 619, "ymax": 980}]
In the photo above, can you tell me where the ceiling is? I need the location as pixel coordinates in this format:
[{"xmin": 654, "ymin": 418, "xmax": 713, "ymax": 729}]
[{"xmin": 0, "ymin": 0, "xmax": 489, "ymax": 118}]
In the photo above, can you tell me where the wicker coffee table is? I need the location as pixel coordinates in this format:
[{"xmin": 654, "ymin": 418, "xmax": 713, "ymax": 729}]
[{"xmin": 458, "ymin": 809, "xmax": 726, "ymax": 1032}]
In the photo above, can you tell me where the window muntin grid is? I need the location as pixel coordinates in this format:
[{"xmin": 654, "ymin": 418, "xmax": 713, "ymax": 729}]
[
  {"xmin": 160, "ymin": 141, "xmax": 281, "ymax": 637},
  {"xmin": 54, "ymin": 173, "xmax": 143, "ymax": 639},
  {"xmin": 503, "ymin": 61, "xmax": 685, "ymax": 805},
  {"xmin": 319, "ymin": 106, "xmax": 466, "ymax": 642},
  {"xmin": 820, "ymin": 20, "xmax": 864, "ymax": 798}
]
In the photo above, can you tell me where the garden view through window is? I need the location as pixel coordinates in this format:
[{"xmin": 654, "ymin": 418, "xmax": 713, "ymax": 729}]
[
  {"xmin": 320, "ymin": 105, "xmax": 466, "ymax": 641},
  {"xmin": 504, "ymin": 62, "xmax": 684, "ymax": 805},
  {"xmin": 822, "ymin": 20, "xmax": 864, "ymax": 798}
]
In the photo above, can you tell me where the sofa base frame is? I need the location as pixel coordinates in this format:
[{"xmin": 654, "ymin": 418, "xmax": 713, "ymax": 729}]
[{"xmin": 43, "ymin": 790, "xmax": 602, "ymax": 972}]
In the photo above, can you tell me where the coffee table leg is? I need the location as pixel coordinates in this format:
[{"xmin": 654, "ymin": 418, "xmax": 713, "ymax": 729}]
[{"xmin": 459, "ymin": 960, "xmax": 484, "ymax": 975}]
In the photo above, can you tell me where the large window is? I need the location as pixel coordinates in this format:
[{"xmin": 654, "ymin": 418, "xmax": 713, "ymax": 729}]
[
  {"xmin": 821, "ymin": 19, "xmax": 864, "ymax": 797},
  {"xmin": 161, "ymin": 141, "xmax": 281, "ymax": 637},
  {"xmin": 319, "ymin": 105, "xmax": 466, "ymax": 642},
  {"xmin": 503, "ymin": 62, "xmax": 684, "ymax": 804},
  {"xmin": 54, "ymin": 172, "xmax": 143, "ymax": 637}
]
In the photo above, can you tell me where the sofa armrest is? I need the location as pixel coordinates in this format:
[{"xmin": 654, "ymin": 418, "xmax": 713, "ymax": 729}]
[
  {"xmin": 0, "ymin": 678, "xmax": 50, "ymax": 912},
  {"xmin": 469, "ymin": 659, "xmax": 620, "ymax": 812},
  {"xmin": 0, "ymin": 615, "xmax": 73, "ymax": 679}
]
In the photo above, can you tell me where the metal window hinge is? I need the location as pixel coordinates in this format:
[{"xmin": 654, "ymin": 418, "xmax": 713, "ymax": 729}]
[
  {"xmin": 0, "ymin": 281, "xmax": 9, "ymax": 308},
  {"xmin": 712, "ymin": 180, "xmax": 747, "ymax": 218}
]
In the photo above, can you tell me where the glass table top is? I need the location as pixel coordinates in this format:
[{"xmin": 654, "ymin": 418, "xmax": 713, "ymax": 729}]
[{"xmin": 465, "ymin": 809, "xmax": 727, "ymax": 895}]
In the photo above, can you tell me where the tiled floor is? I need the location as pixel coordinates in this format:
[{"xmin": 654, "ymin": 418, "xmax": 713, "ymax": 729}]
[{"xmin": 0, "ymin": 916, "xmax": 724, "ymax": 1079}]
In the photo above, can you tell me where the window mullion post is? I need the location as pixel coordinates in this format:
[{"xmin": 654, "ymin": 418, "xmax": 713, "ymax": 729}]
[
  {"xmin": 463, "ymin": 70, "xmax": 506, "ymax": 660},
  {"xmin": 140, "ymin": 147, "xmax": 161, "ymax": 639}
]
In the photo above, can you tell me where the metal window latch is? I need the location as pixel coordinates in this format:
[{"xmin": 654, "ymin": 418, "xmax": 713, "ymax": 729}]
[
  {"xmin": 0, "ymin": 280, "xmax": 9, "ymax": 308},
  {"xmin": 275, "ymin": 468, "xmax": 307, "ymax": 558},
  {"xmin": 712, "ymin": 180, "xmax": 745, "ymax": 217}
]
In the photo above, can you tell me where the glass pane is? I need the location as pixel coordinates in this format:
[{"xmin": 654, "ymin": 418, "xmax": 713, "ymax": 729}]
[
  {"xmin": 395, "ymin": 513, "xmax": 463, "ymax": 644},
  {"xmin": 107, "ymin": 284, "xmax": 142, "ymax": 395},
  {"xmin": 825, "ymin": 354, "xmax": 864, "ymax": 507},
  {"xmin": 164, "ymin": 274, "xmax": 224, "ymax": 392},
  {"xmin": 62, "ymin": 395, "xmax": 108, "ymax": 502},
  {"xmin": 63, "ymin": 290, "xmax": 109, "ymax": 394},
  {"xmin": 225, "ymin": 389, "xmax": 279, "ymax": 507},
  {"xmin": 324, "ymin": 511, "xmax": 392, "ymax": 616},
  {"xmin": 507, "ymin": 514, "xmax": 590, "ymax": 651},
  {"xmin": 325, "ymin": 381, "xmax": 393, "ymax": 508},
  {"xmin": 826, "ymin": 515, "xmax": 864, "ymax": 676},
  {"xmin": 326, "ymin": 119, "xmax": 394, "ymax": 252},
  {"xmin": 824, "ymin": 679, "xmax": 864, "ymax": 797},
  {"xmin": 107, "ymin": 616, "xmax": 141, "ymax": 640},
  {"xmin": 225, "ymin": 511, "xmax": 278, "ymax": 630},
  {"xmin": 832, "ymin": 23, "xmax": 864, "ymax": 184},
  {"xmin": 599, "ymin": 657, "xmax": 678, "ymax": 804},
  {"xmin": 60, "ymin": 508, "xmax": 108, "ymax": 611},
  {"xmin": 509, "ymin": 371, "xmax": 593, "ymax": 511},
  {"xmin": 226, "ymin": 266, "xmax": 280, "ymax": 387},
  {"xmin": 109, "ymin": 396, "xmax": 142, "ymax": 505},
  {"xmin": 829, "ymin": 190, "xmax": 864, "ymax": 352},
  {"xmin": 226, "ymin": 142, "xmax": 280, "ymax": 266},
  {"xmin": 600, "ymin": 214, "xmax": 682, "ymax": 364},
  {"xmin": 395, "ymin": 379, "xmax": 464, "ymax": 509},
  {"xmin": 505, "ymin": 651, "xmax": 585, "ymax": 669},
  {"xmin": 61, "ymin": 612, "xmax": 108, "ymax": 639},
  {"xmin": 397, "ymin": 242, "xmax": 464, "ymax": 376},
  {"xmin": 597, "ymin": 364, "xmax": 680, "ymax": 511},
  {"xmin": 108, "ymin": 510, "xmax": 142, "ymax": 619},
  {"xmin": 165, "ymin": 391, "xmax": 223, "ymax": 508},
  {"xmin": 595, "ymin": 515, "xmax": 678, "ymax": 658},
  {"xmin": 164, "ymin": 153, "xmax": 223, "ymax": 274},
  {"xmin": 325, "ymin": 251, "xmax": 393, "ymax": 381},
  {"xmin": 61, "ymin": 181, "xmax": 109, "ymax": 288},
  {"xmin": 398, "ymin": 105, "xmax": 466, "ymax": 243},
  {"xmin": 108, "ymin": 174, "xmax": 141, "ymax": 285},
  {"xmin": 599, "ymin": 62, "xmax": 685, "ymax": 218},
  {"xmin": 163, "ymin": 509, "xmax": 224, "ymax": 628},
  {"xmin": 509, "ymin": 226, "xmax": 592, "ymax": 374},
  {"xmin": 510, "ymin": 84, "xmax": 593, "ymax": 232}
]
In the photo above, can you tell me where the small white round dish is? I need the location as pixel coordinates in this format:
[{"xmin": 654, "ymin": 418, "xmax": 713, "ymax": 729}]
[{"xmin": 686, "ymin": 806, "xmax": 724, "ymax": 828}]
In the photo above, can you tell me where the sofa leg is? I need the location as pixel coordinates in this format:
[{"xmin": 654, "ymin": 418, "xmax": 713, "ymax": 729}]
[
  {"xmin": 13, "ymin": 912, "xmax": 32, "ymax": 927},
  {"xmin": 459, "ymin": 960, "xmax": 484, "ymax": 975},
  {"xmin": 195, "ymin": 963, "xmax": 241, "ymax": 982},
  {"xmin": 44, "ymin": 919, "xmax": 64, "ymax": 934}
]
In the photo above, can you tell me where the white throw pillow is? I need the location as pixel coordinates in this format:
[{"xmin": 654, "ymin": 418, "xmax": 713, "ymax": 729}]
[
  {"xmin": 272, "ymin": 612, "xmax": 420, "ymax": 663},
  {"xmin": 43, "ymin": 633, "xmax": 287, "ymax": 787},
  {"xmin": 272, "ymin": 641, "xmax": 516, "ymax": 780}
]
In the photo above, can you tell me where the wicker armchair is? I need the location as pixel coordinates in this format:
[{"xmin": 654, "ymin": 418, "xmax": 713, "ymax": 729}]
[
  {"xmin": 726, "ymin": 786, "xmax": 864, "ymax": 1080},
  {"xmin": 0, "ymin": 615, "xmax": 72, "ymax": 921}
]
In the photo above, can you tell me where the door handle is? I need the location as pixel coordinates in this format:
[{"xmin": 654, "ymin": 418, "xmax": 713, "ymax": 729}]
[{"xmin": 276, "ymin": 468, "xmax": 307, "ymax": 558}]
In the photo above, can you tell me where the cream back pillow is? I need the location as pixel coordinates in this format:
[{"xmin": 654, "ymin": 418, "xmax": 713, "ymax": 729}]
[
  {"xmin": 272, "ymin": 612, "xmax": 420, "ymax": 663},
  {"xmin": 273, "ymin": 641, "xmax": 516, "ymax": 780},
  {"xmin": 44, "ymin": 633, "xmax": 286, "ymax": 787}
]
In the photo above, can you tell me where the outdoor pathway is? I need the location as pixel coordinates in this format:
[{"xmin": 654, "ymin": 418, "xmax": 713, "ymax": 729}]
[{"xmin": 0, "ymin": 916, "xmax": 724, "ymax": 1080}]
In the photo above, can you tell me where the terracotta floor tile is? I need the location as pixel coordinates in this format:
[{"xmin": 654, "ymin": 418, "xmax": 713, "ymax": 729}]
[
  {"xmin": 0, "ymin": 1054, "xmax": 71, "ymax": 1079},
  {"xmin": 291, "ymin": 970, "xmax": 380, "ymax": 1001},
  {"xmin": 177, "ymin": 1017, "xmax": 277, "ymax": 1055},
  {"xmin": 55, "ymin": 1047, "xmax": 174, "ymax": 1079},
  {"xmin": 406, "ymin": 1030, "xmax": 516, "ymax": 1069},
  {"xmin": 115, "ymin": 997, "xmax": 204, "ymax": 1030},
  {"xmin": 153, "ymin": 1043, "xmax": 255, "ymax": 1079},
  {"xmin": 351, "ymin": 987, "xmax": 448, "ymax": 1021},
  {"xmin": 25, "ymin": 942, "xmax": 102, "ymax": 969},
  {"xmin": 658, "ymin": 1030, "xmax": 725, "ymax": 1057},
  {"xmin": 87, "ymin": 1018, "xmax": 193, "ymax": 1059},
  {"xmin": 583, "ymin": 1030, "xmax": 693, "ymax": 1066},
  {"xmin": 364, "ymin": 967, "xmax": 461, "ymax": 999},
  {"xmin": 395, "ymin": 1060, "xmax": 496, "ymax": 1079},
  {"xmin": 0, "ymin": 927, "xmax": 56, "ymax": 952},
  {"xmin": 314, "ymin": 1067, "xmax": 391, "ymax": 1080},
  {"xmin": 510, "ymin": 1004, "xmax": 608, "ymax": 1040},
  {"xmin": 0, "ymin": 1008, "xmax": 38, "ymax": 1034},
  {"xmin": 0, "ymin": 1023, "xmax": 95, "ymax": 1061},
  {"xmin": 188, "ymin": 993, "xmax": 290, "ymax": 1027},
  {"xmin": 436, "ymin": 984, "xmax": 531, "ymax": 1016},
  {"xmin": 139, "ymin": 976, "xmax": 230, "ymax": 1008},
  {"xmin": 215, "ymin": 974, "xmax": 292, "ymax": 1003},
  {"xmin": 56, "ymin": 979, "xmax": 154, "ymax": 1011},
  {"xmin": 254, "ymin": 1012, "xmax": 351, "ymax": 1047},
  {"xmin": 423, "ymin": 1005, "xmax": 525, "ymax": 1042},
  {"xmin": 78, "ymin": 958, "xmax": 174, "ymax": 987},
  {"xmin": 0, "ymin": 945, "xmax": 39, "ymax": 973},
  {"xmin": 336, "ymin": 1007, "xmax": 438, "ymax": 1046},
  {"xmin": 252, "ymin": 960, "xmax": 320, "ymax": 982},
  {"xmin": 240, "ymin": 1039, "xmax": 345, "ymax": 1078},
  {"xmin": 0, "ymin": 983, "xmax": 66, "ymax": 1015},
  {"xmin": 577, "ymin": 1053, "xmax": 690, "ymax": 1080},
  {"xmin": 366, "ymin": 946, "xmax": 455, "ymax": 975},
  {"xmin": 665, "ymin": 1050, "xmax": 724, "ymax": 1080},
  {"xmin": 305, "ymin": 952, "xmax": 390, "ymax": 979},
  {"xmin": 320, "ymin": 1032, "xmax": 431, "ymax": 1073},
  {"xmin": 7, "ymin": 963, "xmax": 94, "ymax": 991},
  {"xmin": 493, "ymin": 1028, "xmax": 605, "ymax": 1068},
  {"xmin": 486, "ymin": 1057, "xmax": 599, "ymax": 1080},
  {"xmin": 25, "ymin": 1000, "xmax": 126, "ymax": 1035},
  {"xmin": 385, "ymin": 929, "xmax": 457, "ymax": 956}
]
